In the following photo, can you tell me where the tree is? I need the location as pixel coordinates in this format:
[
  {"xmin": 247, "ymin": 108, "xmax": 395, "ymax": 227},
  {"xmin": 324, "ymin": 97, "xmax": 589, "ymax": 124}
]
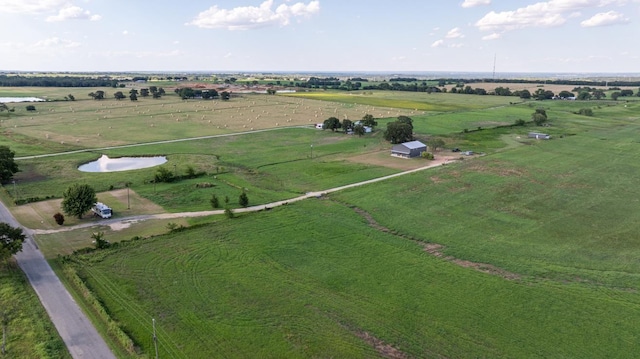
[
  {"xmin": 140, "ymin": 88, "xmax": 150, "ymax": 97},
  {"xmin": 114, "ymin": 91, "xmax": 126, "ymax": 100},
  {"xmin": 0, "ymin": 147, "xmax": 19, "ymax": 183},
  {"xmin": 224, "ymin": 207, "xmax": 234, "ymax": 219},
  {"xmin": 361, "ymin": 114, "xmax": 377, "ymax": 128},
  {"xmin": 577, "ymin": 91, "xmax": 592, "ymax": 100},
  {"xmin": 532, "ymin": 108, "xmax": 548, "ymax": 126},
  {"xmin": 517, "ymin": 89, "xmax": 531, "ymax": 99},
  {"xmin": 592, "ymin": 89, "xmax": 606, "ymax": 99},
  {"xmin": 220, "ymin": 91, "xmax": 231, "ymax": 100},
  {"xmin": 384, "ymin": 121, "xmax": 413, "ymax": 144},
  {"xmin": 323, "ymin": 117, "xmax": 341, "ymax": 132},
  {"xmin": 210, "ymin": 194, "xmax": 220, "ymax": 209},
  {"xmin": 67, "ymin": 94, "xmax": 75, "ymax": 101},
  {"xmin": 239, "ymin": 192, "xmax": 249, "ymax": 207},
  {"xmin": 353, "ymin": 124, "xmax": 366, "ymax": 137},
  {"xmin": 0, "ymin": 104, "xmax": 9, "ymax": 112},
  {"xmin": 396, "ymin": 116, "xmax": 413, "ymax": 130},
  {"xmin": 25, "ymin": 105, "xmax": 36, "ymax": 111},
  {"xmin": 534, "ymin": 89, "xmax": 554, "ymax": 100},
  {"xmin": 0, "ymin": 223, "xmax": 25, "ymax": 263},
  {"xmin": 427, "ymin": 138, "xmax": 446, "ymax": 152},
  {"xmin": 342, "ymin": 119, "xmax": 353, "ymax": 132},
  {"xmin": 558, "ymin": 91, "xmax": 575, "ymax": 99},
  {"xmin": 61, "ymin": 184, "xmax": 97, "ymax": 219},
  {"xmin": 149, "ymin": 86, "xmax": 158, "ymax": 94},
  {"xmin": 89, "ymin": 90, "xmax": 105, "ymax": 100},
  {"xmin": 129, "ymin": 92, "xmax": 138, "ymax": 101},
  {"xmin": 611, "ymin": 92, "xmax": 621, "ymax": 101}
]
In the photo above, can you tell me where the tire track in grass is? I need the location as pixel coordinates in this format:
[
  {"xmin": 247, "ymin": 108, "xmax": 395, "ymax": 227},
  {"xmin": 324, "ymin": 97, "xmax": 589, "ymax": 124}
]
[
  {"xmin": 350, "ymin": 206, "xmax": 521, "ymax": 281},
  {"xmin": 82, "ymin": 264, "xmax": 187, "ymax": 358}
]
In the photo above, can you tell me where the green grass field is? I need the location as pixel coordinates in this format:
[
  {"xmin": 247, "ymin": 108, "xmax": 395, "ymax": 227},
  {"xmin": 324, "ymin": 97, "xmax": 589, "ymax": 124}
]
[
  {"xmin": 0, "ymin": 261, "xmax": 70, "ymax": 358},
  {"xmin": 3, "ymin": 85, "xmax": 640, "ymax": 357}
]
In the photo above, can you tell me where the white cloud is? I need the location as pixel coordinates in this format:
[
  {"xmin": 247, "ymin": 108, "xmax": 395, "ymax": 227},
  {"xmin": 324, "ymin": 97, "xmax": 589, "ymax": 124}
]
[
  {"xmin": 431, "ymin": 40, "xmax": 445, "ymax": 48},
  {"xmin": 122, "ymin": 30, "xmax": 129, "ymax": 36},
  {"xmin": 187, "ymin": 0, "xmax": 320, "ymax": 30},
  {"xmin": 482, "ymin": 32, "xmax": 502, "ymax": 40},
  {"xmin": 461, "ymin": 0, "xmax": 491, "ymax": 8},
  {"xmin": 46, "ymin": 5, "xmax": 100, "ymax": 21},
  {"xmin": 0, "ymin": 1, "xmax": 101, "ymax": 21},
  {"xmin": 581, "ymin": 10, "xmax": 629, "ymax": 26},
  {"xmin": 0, "ymin": 0, "xmax": 67, "ymax": 14},
  {"xmin": 33, "ymin": 37, "xmax": 81, "ymax": 48},
  {"xmin": 475, "ymin": 0, "xmax": 631, "ymax": 32},
  {"xmin": 445, "ymin": 27, "xmax": 465, "ymax": 39}
]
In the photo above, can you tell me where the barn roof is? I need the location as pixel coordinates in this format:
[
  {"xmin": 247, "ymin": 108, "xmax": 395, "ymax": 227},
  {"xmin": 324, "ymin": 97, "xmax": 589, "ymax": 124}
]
[{"xmin": 401, "ymin": 140, "xmax": 426, "ymax": 149}]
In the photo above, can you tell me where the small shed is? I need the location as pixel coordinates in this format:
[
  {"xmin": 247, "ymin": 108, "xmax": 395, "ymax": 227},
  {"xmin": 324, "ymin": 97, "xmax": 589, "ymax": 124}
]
[
  {"xmin": 528, "ymin": 132, "xmax": 551, "ymax": 140},
  {"xmin": 391, "ymin": 140, "xmax": 427, "ymax": 158}
]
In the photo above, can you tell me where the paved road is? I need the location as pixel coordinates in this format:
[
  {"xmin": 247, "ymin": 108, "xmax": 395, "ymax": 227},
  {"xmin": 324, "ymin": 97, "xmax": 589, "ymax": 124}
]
[{"xmin": 0, "ymin": 201, "xmax": 116, "ymax": 358}]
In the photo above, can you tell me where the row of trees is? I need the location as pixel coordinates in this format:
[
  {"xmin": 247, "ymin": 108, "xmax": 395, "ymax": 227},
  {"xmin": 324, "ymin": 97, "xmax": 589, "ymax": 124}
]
[
  {"xmin": 89, "ymin": 87, "xmax": 167, "ymax": 101},
  {"xmin": 0, "ymin": 75, "xmax": 116, "ymax": 87},
  {"xmin": 321, "ymin": 114, "xmax": 378, "ymax": 135},
  {"xmin": 174, "ymin": 87, "xmax": 230, "ymax": 100}
]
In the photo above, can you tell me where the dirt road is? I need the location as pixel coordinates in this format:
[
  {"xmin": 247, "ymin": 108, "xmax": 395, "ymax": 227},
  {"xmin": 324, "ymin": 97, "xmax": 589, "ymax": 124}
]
[{"xmin": 0, "ymin": 201, "xmax": 116, "ymax": 359}]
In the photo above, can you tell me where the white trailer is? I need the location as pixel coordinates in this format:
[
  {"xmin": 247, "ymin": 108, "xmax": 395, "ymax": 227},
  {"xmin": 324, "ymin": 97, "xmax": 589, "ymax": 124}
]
[{"xmin": 92, "ymin": 202, "xmax": 112, "ymax": 219}]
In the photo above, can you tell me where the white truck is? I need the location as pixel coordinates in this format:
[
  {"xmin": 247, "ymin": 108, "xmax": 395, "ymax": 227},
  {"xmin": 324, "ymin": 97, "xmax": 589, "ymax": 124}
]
[{"xmin": 92, "ymin": 202, "xmax": 112, "ymax": 219}]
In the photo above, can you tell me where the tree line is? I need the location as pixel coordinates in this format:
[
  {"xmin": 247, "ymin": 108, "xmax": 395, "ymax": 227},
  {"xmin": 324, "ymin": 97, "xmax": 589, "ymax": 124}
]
[{"xmin": 0, "ymin": 75, "xmax": 117, "ymax": 87}]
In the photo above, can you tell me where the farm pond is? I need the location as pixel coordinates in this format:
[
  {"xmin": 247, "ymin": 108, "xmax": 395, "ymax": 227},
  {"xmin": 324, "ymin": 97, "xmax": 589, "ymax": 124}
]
[{"xmin": 78, "ymin": 155, "xmax": 167, "ymax": 172}]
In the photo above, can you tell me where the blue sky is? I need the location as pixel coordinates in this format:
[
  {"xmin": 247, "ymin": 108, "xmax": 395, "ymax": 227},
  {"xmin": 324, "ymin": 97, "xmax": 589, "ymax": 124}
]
[{"xmin": 1, "ymin": 0, "xmax": 639, "ymax": 73}]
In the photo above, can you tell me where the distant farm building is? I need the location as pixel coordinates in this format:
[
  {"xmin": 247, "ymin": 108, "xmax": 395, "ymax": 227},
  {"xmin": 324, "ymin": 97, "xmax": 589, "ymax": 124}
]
[
  {"xmin": 391, "ymin": 140, "xmax": 427, "ymax": 158},
  {"xmin": 529, "ymin": 132, "xmax": 551, "ymax": 140}
]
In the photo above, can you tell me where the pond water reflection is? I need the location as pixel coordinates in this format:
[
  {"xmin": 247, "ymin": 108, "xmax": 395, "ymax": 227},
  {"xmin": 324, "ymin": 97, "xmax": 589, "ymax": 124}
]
[{"xmin": 78, "ymin": 155, "xmax": 167, "ymax": 172}]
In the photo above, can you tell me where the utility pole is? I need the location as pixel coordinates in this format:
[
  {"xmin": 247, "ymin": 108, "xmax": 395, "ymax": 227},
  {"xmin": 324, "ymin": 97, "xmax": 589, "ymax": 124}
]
[
  {"xmin": 492, "ymin": 53, "xmax": 496, "ymax": 81},
  {"xmin": 152, "ymin": 318, "xmax": 158, "ymax": 359},
  {"xmin": 310, "ymin": 144, "xmax": 313, "ymax": 159}
]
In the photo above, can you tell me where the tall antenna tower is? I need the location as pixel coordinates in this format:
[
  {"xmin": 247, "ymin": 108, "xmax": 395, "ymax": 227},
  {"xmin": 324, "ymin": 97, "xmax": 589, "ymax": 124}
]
[{"xmin": 492, "ymin": 53, "xmax": 497, "ymax": 80}]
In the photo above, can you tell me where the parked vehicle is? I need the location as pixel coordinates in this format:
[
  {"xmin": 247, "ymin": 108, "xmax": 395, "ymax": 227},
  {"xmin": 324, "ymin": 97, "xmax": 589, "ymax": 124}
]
[{"xmin": 92, "ymin": 202, "xmax": 112, "ymax": 219}]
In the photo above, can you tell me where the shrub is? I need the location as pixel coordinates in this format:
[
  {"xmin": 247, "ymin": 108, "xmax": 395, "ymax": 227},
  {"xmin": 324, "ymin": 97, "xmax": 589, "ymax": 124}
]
[
  {"xmin": 92, "ymin": 232, "xmax": 110, "ymax": 249},
  {"xmin": 514, "ymin": 119, "xmax": 526, "ymax": 126},
  {"xmin": 421, "ymin": 152, "xmax": 435, "ymax": 160},
  {"xmin": 239, "ymin": 192, "xmax": 249, "ymax": 207},
  {"xmin": 186, "ymin": 166, "xmax": 197, "ymax": 178},
  {"xmin": 53, "ymin": 212, "xmax": 65, "ymax": 225},
  {"xmin": 224, "ymin": 207, "xmax": 234, "ymax": 219},
  {"xmin": 577, "ymin": 108, "xmax": 594, "ymax": 116},
  {"xmin": 154, "ymin": 166, "xmax": 175, "ymax": 183},
  {"xmin": 210, "ymin": 194, "xmax": 220, "ymax": 208}
]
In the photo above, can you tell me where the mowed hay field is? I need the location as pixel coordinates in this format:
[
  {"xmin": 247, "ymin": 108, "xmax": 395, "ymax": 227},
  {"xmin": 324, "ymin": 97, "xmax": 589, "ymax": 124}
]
[
  {"xmin": 0, "ymin": 88, "xmax": 416, "ymax": 155},
  {"xmin": 4, "ymin": 85, "xmax": 640, "ymax": 357}
]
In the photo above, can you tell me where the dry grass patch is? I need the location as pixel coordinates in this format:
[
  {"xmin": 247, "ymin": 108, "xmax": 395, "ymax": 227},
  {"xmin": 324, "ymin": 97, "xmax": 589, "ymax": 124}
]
[{"xmin": 12, "ymin": 189, "xmax": 165, "ymax": 230}]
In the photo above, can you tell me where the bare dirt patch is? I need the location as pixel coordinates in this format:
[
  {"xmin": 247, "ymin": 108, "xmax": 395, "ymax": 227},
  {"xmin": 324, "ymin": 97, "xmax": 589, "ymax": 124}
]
[
  {"xmin": 347, "ymin": 150, "xmax": 458, "ymax": 171},
  {"xmin": 355, "ymin": 331, "xmax": 410, "ymax": 359},
  {"xmin": 12, "ymin": 188, "xmax": 165, "ymax": 230}
]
